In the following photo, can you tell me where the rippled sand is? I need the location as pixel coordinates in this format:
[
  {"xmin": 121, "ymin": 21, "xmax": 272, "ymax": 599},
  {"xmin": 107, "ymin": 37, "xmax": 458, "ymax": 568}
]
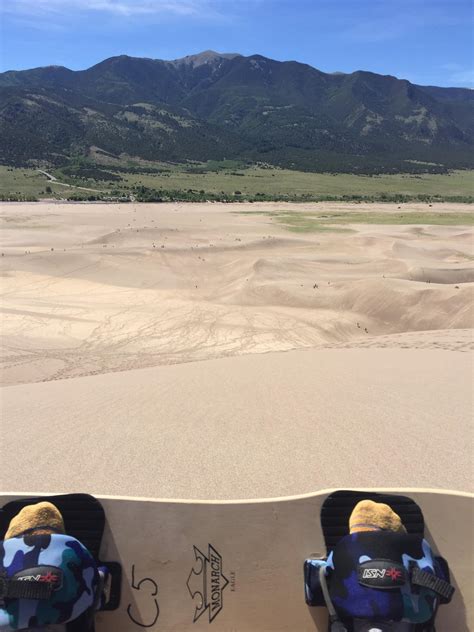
[
  {"xmin": 0, "ymin": 202, "xmax": 472, "ymax": 497},
  {"xmin": 1, "ymin": 201, "xmax": 472, "ymax": 385}
]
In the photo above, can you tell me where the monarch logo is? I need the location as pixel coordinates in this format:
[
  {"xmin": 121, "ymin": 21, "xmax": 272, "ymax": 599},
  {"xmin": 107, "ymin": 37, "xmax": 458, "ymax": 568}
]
[
  {"xmin": 186, "ymin": 544, "xmax": 229, "ymax": 623},
  {"xmin": 14, "ymin": 566, "xmax": 63, "ymax": 590},
  {"xmin": 358, "ymin": 560, "xmax": 406, "ymax": 589}
]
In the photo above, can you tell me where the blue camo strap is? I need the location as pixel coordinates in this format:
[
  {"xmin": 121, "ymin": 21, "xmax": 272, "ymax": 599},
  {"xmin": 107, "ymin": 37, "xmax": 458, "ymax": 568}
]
[
  {"xmin": 306, "ymin": 531, "xmax": 452, "ymax": 625},
  {"xmin": 0, "ymin": 533, "xmax": 99, "ymax": 630}
]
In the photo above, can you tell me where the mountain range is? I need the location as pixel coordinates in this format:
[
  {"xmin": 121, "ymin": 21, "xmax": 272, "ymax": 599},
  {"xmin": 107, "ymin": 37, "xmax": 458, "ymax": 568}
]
[{"xmin": 1, "ymin": 50, "xmax": 473, "ymax": 173}]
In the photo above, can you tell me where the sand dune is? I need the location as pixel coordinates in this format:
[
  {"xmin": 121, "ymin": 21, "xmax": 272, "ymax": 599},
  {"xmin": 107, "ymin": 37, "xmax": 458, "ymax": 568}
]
[
  {"xmin": 0, "ymin": 202, "xmax": 473, "ymax": 385},
  {"xmin": 0, "ymin": 334, "xmax": 472, "ymax": 497},
  {"xmin": 405, "ymin": 266, "xmax": 474, "ymax": 283},
  {"xmin": 0, "ymin": 201, "xmax": 472, "ymax": 497}
]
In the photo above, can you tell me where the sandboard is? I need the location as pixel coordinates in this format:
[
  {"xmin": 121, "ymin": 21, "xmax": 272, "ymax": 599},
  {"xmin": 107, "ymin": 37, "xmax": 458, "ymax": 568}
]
[{"xmin": 0, "ymin": 489, "xmax": 472, "ymax": 631}]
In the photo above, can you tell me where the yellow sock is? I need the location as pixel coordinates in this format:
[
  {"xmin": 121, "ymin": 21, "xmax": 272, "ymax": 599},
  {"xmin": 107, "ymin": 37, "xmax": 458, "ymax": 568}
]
[
  {"xmin": 5, "ymin": 502, "xmax": 65, "ymax": 539},
  {"xmin": 349, "ymin": 499, "xmax": 407, "ymax": 534}
]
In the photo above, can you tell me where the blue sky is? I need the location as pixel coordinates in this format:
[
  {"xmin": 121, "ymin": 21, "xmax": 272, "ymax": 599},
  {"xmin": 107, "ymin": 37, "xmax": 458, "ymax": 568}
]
[{"xmin": 1, "ymin": 0, "xmax": 473, "ymax": 87}]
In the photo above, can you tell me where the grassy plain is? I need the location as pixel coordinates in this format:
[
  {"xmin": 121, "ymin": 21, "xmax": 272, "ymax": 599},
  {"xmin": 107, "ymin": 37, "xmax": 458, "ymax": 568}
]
[
  {"xmin": 118, "ymin": 165, "xmax": 474, "ymax": 198},
  {"xmin": 0, "ymin": 163, "xmax": 473, "ymax": 202},
  {"xmin": 0, "ymin": 167, "xmax": 60, "ymax": 199}
]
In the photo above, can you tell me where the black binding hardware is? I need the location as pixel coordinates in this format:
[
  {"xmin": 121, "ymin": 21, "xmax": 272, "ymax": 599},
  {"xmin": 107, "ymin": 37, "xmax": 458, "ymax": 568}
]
[
  {"xmin": 411, "ymin": 566, "xmax": 455, "ymax": 602},
  {"xmin": 0, "ymin": 576, "xmax": 53, "ymax": 601}
]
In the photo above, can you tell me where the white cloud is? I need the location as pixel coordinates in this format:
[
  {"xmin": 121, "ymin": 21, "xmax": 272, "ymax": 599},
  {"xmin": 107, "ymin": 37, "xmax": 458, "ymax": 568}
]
[
  {"xmin": 450, "ymin": 68, "xmax": 474, "ymax": 88},
  {"xmin": 440, "ymin": 63, "xmax": 463, "ymax": 72},
  {"xmin": 337, "ymin": 1, "xmax": 470, "ymax": 44},
  {"xmin": 3, "ymin": 0, "xmax": 217, "ymax": 19}
]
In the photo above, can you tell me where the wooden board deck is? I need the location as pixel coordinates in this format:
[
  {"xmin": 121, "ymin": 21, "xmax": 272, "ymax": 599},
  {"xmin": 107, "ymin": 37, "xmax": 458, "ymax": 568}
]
[{"xmin": 1, "ymin": 489, "xmax": 472, "ymax": 631}]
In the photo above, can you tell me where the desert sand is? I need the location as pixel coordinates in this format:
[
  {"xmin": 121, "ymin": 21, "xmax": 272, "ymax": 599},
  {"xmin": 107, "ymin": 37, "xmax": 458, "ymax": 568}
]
[{"xmin": 0, "ymin": 201, "xmax": 473, "ymax": 497}]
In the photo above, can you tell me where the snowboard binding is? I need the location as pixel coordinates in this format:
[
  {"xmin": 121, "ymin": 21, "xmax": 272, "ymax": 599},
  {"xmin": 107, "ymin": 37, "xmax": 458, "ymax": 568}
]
[
  {"xmin": 305, "ymin": 491, "xmax": 455, "ymax": 632},
  {"xmin": 0, "ymin": 494, "xmax": 121, "ymax": 631}
]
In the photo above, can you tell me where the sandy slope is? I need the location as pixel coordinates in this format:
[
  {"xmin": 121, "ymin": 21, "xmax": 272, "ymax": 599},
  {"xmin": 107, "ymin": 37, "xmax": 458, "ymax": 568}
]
[
  {"xmin": 0, "ymin": 201, "xmax": 473, "ymax": 497},
  {"xmin": 1, "ymin": 335, "xmax": 472, "ymax": 497}
]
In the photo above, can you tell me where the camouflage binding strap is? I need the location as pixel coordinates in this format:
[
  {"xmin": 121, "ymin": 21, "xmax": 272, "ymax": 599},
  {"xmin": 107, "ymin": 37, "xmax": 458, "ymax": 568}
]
[{"xmin": 0, "ymin": 533, "xmax": 99, "ymax": 630}]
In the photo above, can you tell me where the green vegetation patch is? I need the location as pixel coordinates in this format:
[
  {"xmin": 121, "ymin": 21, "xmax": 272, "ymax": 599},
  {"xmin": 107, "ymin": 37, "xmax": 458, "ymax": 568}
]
[
  {"xmin": 1, "ymin": 162, "xmax": 474, "ymax": 204},
  {"xmin": 327, "ymin": 211, "xmax": 474, "ymax": 225},
  {"xmin": 59, "ymin": 165, "xmax": 123, "ymax": 182},
  {"xmin": 0, "ymin": 166, "xmax": 57, "ymax": 200},
  {"xmin": 268, "ymin": 210, "xmax": 474, "ymax": 231},
  {"xmin": 271, "ymin": 214, "xmax": 353, "ymax": 233}
]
